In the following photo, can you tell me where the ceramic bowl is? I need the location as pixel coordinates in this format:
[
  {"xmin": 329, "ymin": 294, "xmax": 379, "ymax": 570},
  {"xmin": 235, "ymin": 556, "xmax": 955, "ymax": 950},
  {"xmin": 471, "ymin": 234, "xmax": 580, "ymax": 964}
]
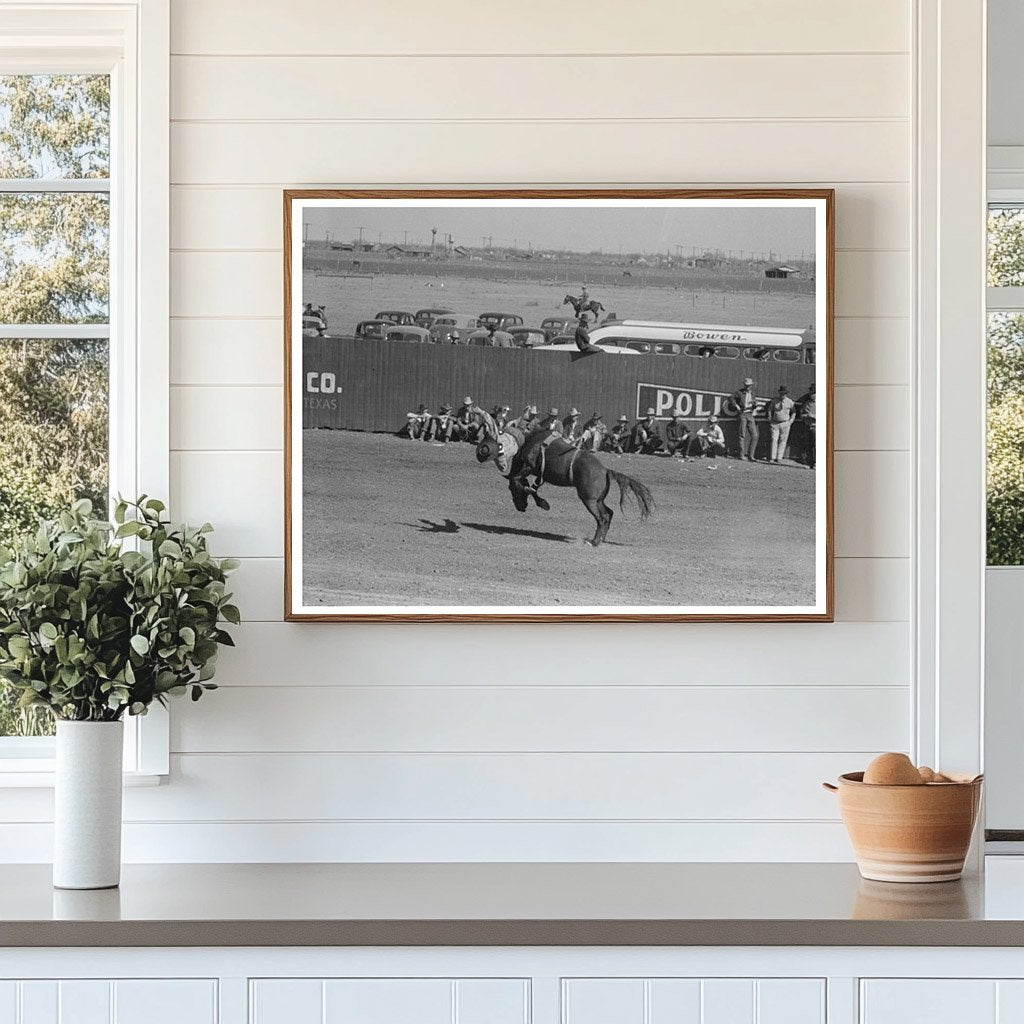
[{"xmin": 823, "ymin": 772, "xmax": 983, "ymax": 883}]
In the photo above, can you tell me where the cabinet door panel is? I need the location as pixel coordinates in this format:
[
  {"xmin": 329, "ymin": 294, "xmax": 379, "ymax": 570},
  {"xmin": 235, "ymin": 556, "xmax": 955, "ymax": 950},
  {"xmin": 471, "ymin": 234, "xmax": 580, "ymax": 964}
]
[
  {"xmin": 455, "ymin": 980, "xmax": 529, "ymax": 1024},
  {"xmin": 757, "ymin": 980, "xmax": 825, "ymax": 1024},
  {"xmin": 58, "ymin": 982, "xmax": 110, "ymax": 1024},
  {"xmin": 251, "ymin": 979, "xmax": 322, "ymax": 1024},
  {"xmin": 861, "ymin": 981, "xmax": 997, "ymax": 1024},
  {"xmin": 648, "ymin": 979, "xmax": 702, "ymax": 1023},
  {"xmin": 563, "ymin": 980, "xmax": 645, "ymax": 1024},
  {"xmin": 701, "ymin": 980, "xmax": 754, "ymax": 1024},
  {"xmin": 323, "ymin": 980, "xmax": 451, "ymax": 1024},
  {"xmin": 0, "ymin": 983, "xmax": 15, "ymax": 1024},
  {"xmin": 113, "ymin": 981, "xmax": 217, "ymax": 1024},
  {"xmin": 18, "ymin": 982, "xmax": 56, "ymax": 1024}
]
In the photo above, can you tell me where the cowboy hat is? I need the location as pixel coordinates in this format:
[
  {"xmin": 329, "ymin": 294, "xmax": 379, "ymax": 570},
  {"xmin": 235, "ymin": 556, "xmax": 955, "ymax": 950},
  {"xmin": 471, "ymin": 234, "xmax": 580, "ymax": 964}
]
[
  {"xmin": 569, "ymin": 408, "xmax": 579, "ymax": 416},
  {"xmin": 617, "ymin": 414, "xmax": 628, "ymax": 422},
  {"xmin": 548, "ymin": 407, "xmax": 558, "ymax": 415},
  {"xmin": 462, "ymin": 395, "xmax": 473, "ymax": 405},
  {"xmin": 645, "ymin": 407, "xmax": 656, "ymax": 416},
  {"xmin": 743, "ymin": 378, "xmax": 754, "ymax": 386}
]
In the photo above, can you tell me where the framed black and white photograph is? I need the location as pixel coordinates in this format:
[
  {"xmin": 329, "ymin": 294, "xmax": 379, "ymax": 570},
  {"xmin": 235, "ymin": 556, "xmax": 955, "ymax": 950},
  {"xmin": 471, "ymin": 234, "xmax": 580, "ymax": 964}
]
[{"xmin": 284, "ymin": 190, "xmax": 833, "ymax": 622}]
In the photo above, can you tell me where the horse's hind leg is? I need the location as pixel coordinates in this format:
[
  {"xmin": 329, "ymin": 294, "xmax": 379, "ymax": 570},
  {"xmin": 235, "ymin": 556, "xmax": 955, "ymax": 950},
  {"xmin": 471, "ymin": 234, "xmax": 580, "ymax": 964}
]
[{"xmin": 581, "ymin": 495, "xmax": 613, "ymax": 546}]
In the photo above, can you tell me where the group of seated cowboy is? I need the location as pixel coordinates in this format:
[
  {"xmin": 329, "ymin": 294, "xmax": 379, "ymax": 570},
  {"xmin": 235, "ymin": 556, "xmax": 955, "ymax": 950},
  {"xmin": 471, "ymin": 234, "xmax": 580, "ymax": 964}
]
[
  {"xmin": 398, "ymin": 398, "xmax": 726, "ymax": 459},
  {"xmin": 615, "ymin": 408, "xmax": 727, "ymax": 459}
]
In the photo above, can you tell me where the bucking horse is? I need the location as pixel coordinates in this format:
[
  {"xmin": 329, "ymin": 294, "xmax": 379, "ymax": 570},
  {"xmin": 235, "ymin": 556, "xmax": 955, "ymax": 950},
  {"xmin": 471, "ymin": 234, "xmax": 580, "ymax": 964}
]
[
  {"xmin": 563, "ymin": 293, "xmax": 606, "ymax": 319},
  {"xmin": 476, "ymin": 427, "xmax": 653, "ymax": 547}
]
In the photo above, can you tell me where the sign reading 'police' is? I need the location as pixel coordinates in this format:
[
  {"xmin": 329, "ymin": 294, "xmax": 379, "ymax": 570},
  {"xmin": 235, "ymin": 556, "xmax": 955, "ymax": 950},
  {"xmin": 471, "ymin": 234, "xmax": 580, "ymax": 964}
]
[{"xmin": 636, "ymin": 382, "xmax": 768, "ymax": 421}]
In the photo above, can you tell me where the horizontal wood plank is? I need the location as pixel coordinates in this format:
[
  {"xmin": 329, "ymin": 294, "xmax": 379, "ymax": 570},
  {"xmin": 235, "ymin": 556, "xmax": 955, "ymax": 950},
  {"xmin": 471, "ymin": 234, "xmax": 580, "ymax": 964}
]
[
  {"xmin": 170, "ymin": 121, "xmax": 909, "ymax": 186},
  {"xmin": 209, "ymin": 620, "xmax": 910, "ymax": 686},
  {"xmin": 170, "ymin": 684, "xmax": 910, "ymax": 753},
  {"xmin": 0, "ymin": 820, "xmax": 857, "ymax": 862},
  {"xmin": 171, "ymin": 54, "xmax": 909, "ymax": 122},
  {"xmin": 170, "ymin": 0, "xmax": 910, "ymax": 56},
  {"xmin": 170, "ymin": 319, "xmax": 282, "ymax": 386},
  {"xmin": 833, "ymin": 386, "xmax": 910, "ymax": 451},
  {"xmin": 834, "ymin": 319, "xmax": 910, "ymax": 386},
  {"xmin": 171, "ymin": 386, "xmax": 282, "ymax": 450},
  {"xmin": 119, "ymin": 751, "xmax": 866, "ymax": 820},
  {"xmin": 834, "ymin": 451, "xmax": 910, "ymax": 558}
]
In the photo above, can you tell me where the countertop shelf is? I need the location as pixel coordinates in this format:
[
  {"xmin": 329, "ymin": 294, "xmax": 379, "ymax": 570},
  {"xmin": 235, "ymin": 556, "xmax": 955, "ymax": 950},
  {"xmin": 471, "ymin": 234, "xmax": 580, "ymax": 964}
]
[{"xmin": 2, "ymin": 861, "xmax": 1022, "ymax": 947}]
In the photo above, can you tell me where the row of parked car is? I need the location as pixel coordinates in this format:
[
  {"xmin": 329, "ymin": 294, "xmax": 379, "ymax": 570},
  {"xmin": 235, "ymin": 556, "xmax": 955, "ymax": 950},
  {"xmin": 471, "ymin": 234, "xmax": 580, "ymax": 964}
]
[{"xmin": 353, "ymin": 308, "xmax": 582, "ymax": 347}]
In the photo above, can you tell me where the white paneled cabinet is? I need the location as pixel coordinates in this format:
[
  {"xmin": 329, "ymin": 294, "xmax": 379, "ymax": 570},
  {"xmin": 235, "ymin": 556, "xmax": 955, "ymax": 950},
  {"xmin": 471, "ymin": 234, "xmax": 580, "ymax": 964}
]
[
  {"xmin": 563, "ymin": 978, "xmax": 824, "ymax": 1024},
  {"xmin": 0, "ymin": 980, "xmax": 216, "ymax": 1024},
  {"xmin": 860, "ymin": 979, "xmax": 1024, "ymax": 1024},
  {"xmin": 249, "ymin": 979, "xmax": 529, "ymax": 1024}
]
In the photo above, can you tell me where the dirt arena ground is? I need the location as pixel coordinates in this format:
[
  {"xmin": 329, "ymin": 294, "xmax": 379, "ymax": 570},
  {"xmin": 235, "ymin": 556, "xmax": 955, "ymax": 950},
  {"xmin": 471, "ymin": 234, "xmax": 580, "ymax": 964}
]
[{"xmin": 301, "ymin": 430, "xmax": 816, "ymax": 609}]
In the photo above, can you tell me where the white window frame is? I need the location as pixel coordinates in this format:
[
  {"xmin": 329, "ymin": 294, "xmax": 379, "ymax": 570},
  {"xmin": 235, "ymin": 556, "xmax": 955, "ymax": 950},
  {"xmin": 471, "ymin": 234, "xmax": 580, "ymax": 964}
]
[{"xmin": 0, "ymin": 0, "xmax": 169, "ymax": 784}]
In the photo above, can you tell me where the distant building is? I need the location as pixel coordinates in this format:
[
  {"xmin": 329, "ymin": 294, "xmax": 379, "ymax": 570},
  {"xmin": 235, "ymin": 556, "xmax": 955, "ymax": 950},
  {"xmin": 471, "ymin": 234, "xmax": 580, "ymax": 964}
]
[
  {"xmin": 385, "ymin": 244, "xmax": 433, "ymax": 258},
  {"xmin": 330, "ymin": 242, "xmax": 355, "ymax": 252},
  {"xmin": 452, "ymin": 245, "xmax": 469, "ymax": 256},
  {"xmin": 689, "ymin": 255, "xmax": 729, "ymax": 269},
  {"xmin": 764, "ymin": 265, "xmax": 801, "ymax": 279}
]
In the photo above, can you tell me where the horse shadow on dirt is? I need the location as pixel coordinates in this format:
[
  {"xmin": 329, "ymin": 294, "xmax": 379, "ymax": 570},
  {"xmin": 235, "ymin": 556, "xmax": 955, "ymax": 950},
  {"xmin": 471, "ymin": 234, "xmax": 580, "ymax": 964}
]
[{"xmin": 410, "ymin": 518, "xmax": 627, "ymax": 546}]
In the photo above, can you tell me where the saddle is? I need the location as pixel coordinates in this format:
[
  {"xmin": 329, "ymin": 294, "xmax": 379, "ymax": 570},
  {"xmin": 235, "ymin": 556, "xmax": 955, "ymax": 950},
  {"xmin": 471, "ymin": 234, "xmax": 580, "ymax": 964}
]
[{"xmin": 530, "ymin": 432, "xmax": 580, "ymax": 487}]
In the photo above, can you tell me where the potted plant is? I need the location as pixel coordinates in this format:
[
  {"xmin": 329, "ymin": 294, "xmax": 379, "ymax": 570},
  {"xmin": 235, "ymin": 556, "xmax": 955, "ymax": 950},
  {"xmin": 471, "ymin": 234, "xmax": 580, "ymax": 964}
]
[{"xmin": 0, "ymin": 497, "xmax": 239, "ymax": 889}]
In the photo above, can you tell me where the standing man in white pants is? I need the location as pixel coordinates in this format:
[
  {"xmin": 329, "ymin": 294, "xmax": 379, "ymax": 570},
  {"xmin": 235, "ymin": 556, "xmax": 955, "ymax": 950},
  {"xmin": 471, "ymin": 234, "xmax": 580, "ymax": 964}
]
[{"xmin": 768, "ymin": 385, "xmax": 796, "ymax": 463}]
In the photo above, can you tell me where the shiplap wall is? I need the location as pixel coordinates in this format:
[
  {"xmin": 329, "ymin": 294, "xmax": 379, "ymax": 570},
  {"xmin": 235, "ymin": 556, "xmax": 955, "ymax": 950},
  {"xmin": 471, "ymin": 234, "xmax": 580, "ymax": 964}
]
[{"xmin": 4, "ymin": 0, "xmax": 916, "ymax": 862}]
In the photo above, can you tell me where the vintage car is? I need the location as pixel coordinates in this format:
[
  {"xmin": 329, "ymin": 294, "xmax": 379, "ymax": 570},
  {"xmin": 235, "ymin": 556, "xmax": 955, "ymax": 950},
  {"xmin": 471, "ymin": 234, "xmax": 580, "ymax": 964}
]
[
  {"xmin": 478, "ymin": 312, "xmax": 524, "ymax": 331},
  {"xmin": 373, "ymin": 310, "xmax": 417, "ymax": 326},
  {"xmin": 413, "ymin": 307, "xmax": 454, "ymax": 328},
  {"xmin": 508, "ymin": 327, "xmax": 548, "ymax": 348},
  {"xmin": 540, "ymin": 315, "xmax": 578, "ymax": 341},
  {"xmin": 354, "ymin": 319, "xmax": 393, "ymax": 340},
  {"xmin": 428, "ymin": 314, "xmax": 481, "ymax": 344},
  {"xmin": 383, "ymin": 325, "xmax": 432, "ymax": 344}
]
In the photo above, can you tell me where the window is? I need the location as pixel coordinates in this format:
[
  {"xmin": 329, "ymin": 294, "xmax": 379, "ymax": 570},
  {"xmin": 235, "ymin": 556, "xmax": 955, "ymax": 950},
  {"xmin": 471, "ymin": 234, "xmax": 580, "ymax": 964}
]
[
  {"xmin": 987, "ymin": 205, "xmax": 1024, "ymax": 565},
  {"xmin": 0, "ymin": 75, "xmax": 111, "ymax": 739},
  {"xmin": 0, "ymin": 3, "xmax": 169, "ymax": 777}
]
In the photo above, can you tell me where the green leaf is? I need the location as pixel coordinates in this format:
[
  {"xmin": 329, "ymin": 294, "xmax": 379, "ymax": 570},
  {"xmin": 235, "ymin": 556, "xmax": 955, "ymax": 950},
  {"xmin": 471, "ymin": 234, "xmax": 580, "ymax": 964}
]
[
  {"xmin": 158, "ymin": 539, "xmax": 182, "ymax": 559},
  {"xmin": 39, "ymin": 622, "xmax": 58, "ymax": 641},
  {"xmin": 220, "ymin": 604, "xmax": 240, "ymax": 625},
  {"xmin": 130, "ymin": 634, "xmax": 150, "ymax": 656}
]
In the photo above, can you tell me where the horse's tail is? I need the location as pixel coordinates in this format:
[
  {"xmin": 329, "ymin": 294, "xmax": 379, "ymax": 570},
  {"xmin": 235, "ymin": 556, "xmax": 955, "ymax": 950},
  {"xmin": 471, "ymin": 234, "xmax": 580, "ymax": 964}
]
[{"xmin": 607, "ymin": 470, "xmax": 653, "ymax": 521}]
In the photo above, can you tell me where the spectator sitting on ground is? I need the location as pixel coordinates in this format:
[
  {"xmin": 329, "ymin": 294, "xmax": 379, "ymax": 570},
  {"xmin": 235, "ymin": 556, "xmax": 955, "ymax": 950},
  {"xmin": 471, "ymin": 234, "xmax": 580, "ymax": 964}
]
[
  {"xmin": 562, "ymin": 407, "xmax": 581, "ymax": 441},
  {"xmin": 579, "ymin": 412, "xmax": 606, "ymax": 451},
  {"xmin": 510, "ymin": 404, "xmax": 539, "ymax": 433},
  {"xmin": 424, "ymin": 403, "xmax": 455, "ymax": 443},
  {"xmin": 455, "ymin": 395, "xmax": 487, "ymax": 443},
  {"xmin": 538, "ymin": 406, "xmax": 562, "ymax": 434},
  {"xmin": 664, "ymin": 413, "xmax": 691, "ymax": 457},
  {"xmin": 693, "ymin": 415, "xmax": 727, "ymax": 459},
  {"xmin": 399, "ymin": 403, "xmax": 431, "ymax": 439},
  {"xmin": 630, "ymin": 408, "xmax": 664, "ymax": 455},
  {"xmin": 603, "ymin": 414, "xmax": 630, "ymax": 454}
]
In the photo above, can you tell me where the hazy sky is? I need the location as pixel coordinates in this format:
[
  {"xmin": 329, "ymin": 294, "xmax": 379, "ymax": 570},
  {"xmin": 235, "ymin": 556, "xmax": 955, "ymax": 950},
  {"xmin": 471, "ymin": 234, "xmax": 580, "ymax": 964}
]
[{"xmin": 302, "ymin": 204, "xmax": 816, "ymax": 260}]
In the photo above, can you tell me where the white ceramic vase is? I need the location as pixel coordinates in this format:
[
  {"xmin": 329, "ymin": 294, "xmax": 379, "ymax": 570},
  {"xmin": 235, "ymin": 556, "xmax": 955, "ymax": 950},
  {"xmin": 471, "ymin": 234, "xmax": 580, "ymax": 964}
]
[{"xmin": 53, "ymin": 720, "xmax": 124, "ymax": 890}]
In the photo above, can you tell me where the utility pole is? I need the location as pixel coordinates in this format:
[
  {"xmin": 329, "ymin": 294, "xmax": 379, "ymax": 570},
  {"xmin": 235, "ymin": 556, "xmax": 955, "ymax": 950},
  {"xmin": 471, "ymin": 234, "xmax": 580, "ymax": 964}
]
[{"xmin": 356, "ymin": 226, "xmax": 365, "ymax": 248}]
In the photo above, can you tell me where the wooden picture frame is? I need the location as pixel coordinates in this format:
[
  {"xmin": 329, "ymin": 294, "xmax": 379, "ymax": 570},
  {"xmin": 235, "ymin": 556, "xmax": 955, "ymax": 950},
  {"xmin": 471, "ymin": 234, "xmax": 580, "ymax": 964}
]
[{"xmin": 284, "ymin": 189, "xmax": 834, "ymax": 622}]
